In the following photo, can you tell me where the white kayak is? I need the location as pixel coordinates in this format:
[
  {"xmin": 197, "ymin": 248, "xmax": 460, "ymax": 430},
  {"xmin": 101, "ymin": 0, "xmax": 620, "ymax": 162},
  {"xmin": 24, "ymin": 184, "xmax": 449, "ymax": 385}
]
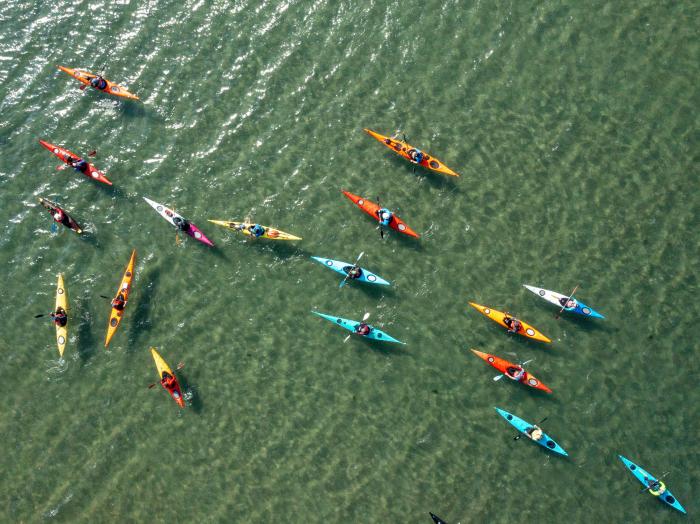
[
  {"xmin": 143, "ymin": 197, "xmax": 214, "ymax": 246},
  {"xmin": 523, "ymin": 285, "xmax": 604, "ymax": 319}
]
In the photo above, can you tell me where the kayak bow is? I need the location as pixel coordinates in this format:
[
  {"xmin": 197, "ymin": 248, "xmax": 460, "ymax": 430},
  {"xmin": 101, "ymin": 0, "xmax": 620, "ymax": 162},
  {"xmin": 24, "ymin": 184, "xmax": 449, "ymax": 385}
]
[
  {"xmin": 310, "ymin": 256, "xmax": 390, "ymax": 286},
  {"xmin": 523, "ymin": 285, "xmax": 604, "ymax": 319},
  {"xmin": 144, "ymin": 197, "xmax": 214, "ymax": 246},
  {"xmin": 312, "ymin": 311, "xmax": 405, "ymax": 344},
  {"xmin": 55, "ymin": 273, "xmax": 67, "ymax": 357},
  {"xmin": 150, "ymin": 347, "xmax": 185, "ymax": 408},
  {"xmin": 39, "ymin": 140, "xmax": 112, "ymax": 185},
  {"xmin": 618, "ymin": 455, "xmax": 686, "ymax": 514},
  {"xmin": 57, "ymin": 66, "xmax": 139, "ymax": 100},
  {"xmin": 363, "ymin": 129, "xmax": 459, "ymax": 177},
  {"xmin": 495, "ymin": 408, "xmax": 568, "ymax": 457},
  {"xmin": 208, "ymin": 220, "xmax": 301, "ymax": 240},
  {"xmin": 105, "ymin": 249, "xmax": 136, "ymax": 347},
  {"xmin": 342, "ymin": 190, "xmax": 419, "ymax": 238},
  {"xmin": 468, "ymin": 302, "xmax": 551, "ymax": 343},
  {"xmin": 470, "ymin": 349, "xmax": 552, "ymax": 393}
]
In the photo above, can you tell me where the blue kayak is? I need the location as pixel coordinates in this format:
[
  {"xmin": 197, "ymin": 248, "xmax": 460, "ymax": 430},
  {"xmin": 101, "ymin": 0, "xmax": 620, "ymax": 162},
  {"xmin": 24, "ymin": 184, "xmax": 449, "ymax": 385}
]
[
  {"xmin": 618, "ymin": 455, "xmax": 686, "ymax": 514},
  {"xmin": 312, "ymin": 311, "xmax": 405, "ymax": 344},
  {"xmin": 310, "ymin": 256, "xmax": 390, "ymax": 286},
  {"xmin": 495, "ymin": 408, "xmax": 568, "ymax": 457},
  {"xmin": 523, "ymin": 285, "xmax": 605, "ymax": 319}
]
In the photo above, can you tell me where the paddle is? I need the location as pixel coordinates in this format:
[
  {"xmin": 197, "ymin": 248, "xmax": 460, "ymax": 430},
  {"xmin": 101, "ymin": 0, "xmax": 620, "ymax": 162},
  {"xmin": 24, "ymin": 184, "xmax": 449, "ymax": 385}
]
[
  {"xmin": 339, "ymin": 252, "xmax": 364, "ymax": 288},
  {"xmin": 555, "ymin": 284, "xmax": 579, "ymax": 319},
  {"xmin": 514, "ymin": 417, "xmax": 548, "ymax": 441},
  {"xmin": 429, "ymin": 512, "xmax": 447, "ymax": 524},
  {"xmin": 148, "ymin": 362, "xmax": 185, "ymax": 388},
  {"xmin": 35, "ymin": 307, "xmax": 70, "ymax": 318},
  {"xmin": 50, "ymin": 221, "xmax": 58, "ymax": 233},
  {"xmin": 639, "ymin": 472, "xmax": 669, "ymax": 493},
  {"xmin": 344, "ymin": 312, "xmax": 370, "ymax": 342},
  {"xmin": 494, "ymin": 359, "xmax": 533, "ymax": 381}
]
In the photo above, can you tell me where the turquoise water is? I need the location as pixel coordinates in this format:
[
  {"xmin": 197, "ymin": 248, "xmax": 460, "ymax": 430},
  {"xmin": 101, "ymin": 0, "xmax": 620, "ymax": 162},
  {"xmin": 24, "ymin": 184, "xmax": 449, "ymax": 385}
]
[{"xmin": 1, "ymin": 0, "xmax": 698, "ymax": 522}]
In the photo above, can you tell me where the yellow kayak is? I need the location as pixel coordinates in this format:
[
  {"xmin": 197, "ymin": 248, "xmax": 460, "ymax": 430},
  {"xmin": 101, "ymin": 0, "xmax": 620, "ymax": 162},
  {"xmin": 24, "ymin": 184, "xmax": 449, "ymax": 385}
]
[
  {"xmin": 208, "ymin": 220, "xmax": 302, "ymax": 240},
  {"xmin": 150, "ymin": 348, "xmax": 185, "ymax": 408},
  {"xmin": 105, "ymin": 249, "xmax": 136, "ymax": 347},
  {"xmin": 55, "ymin": 273, "xmax": 68, "ymax": 357},
  {"xmin": 57, "ymin": 66, "xmax": 140, "ymax": 100}
]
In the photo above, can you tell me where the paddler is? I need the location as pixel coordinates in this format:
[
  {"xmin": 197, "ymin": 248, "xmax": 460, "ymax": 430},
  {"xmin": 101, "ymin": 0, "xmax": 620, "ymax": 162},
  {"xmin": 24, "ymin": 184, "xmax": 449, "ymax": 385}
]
[
  {"xmin": 50, "ymin": 307, "xmax": 67, "ymax": 327},
  {"xmin": 503, "ymin": 315, "xmax": 522, "ymax": 334},
  {"xmin": 344, "ymin": 265, "xmax": 363, "ymax": 279},
  {"xmin": 247, "ymin": 224, "xmax": 266, "ymax": 238},
  {"xmin": 70, "ymin": 157, "xmax": 89, "ymax": 173},
  {"xmin": 505, "ymin": 365, "xmax": 526, "ymax": 381},
  {"xmin": 172, "ymin": 216, "xmax": 190, "ymax": 232},
  {"xmin": 111, "ymin": 293, "xmax": 126, "ymax": 311},
  {"xmin": 407, "ymin": 148, "xmax": 424, "ymax": 164},
  {"xmin": 90, "ymin": 75, "xmax": 108, "ymax": 91},
  {"xmin": 52, "ymin": 208, "xmax": 69, "ymax": 227},
  {"xmin": 355, "ymin": 322, "xmax": 372, "ymax": 336},
  {"xmin": 376, "ymin": 208, "xmax": 393, "ymax": 227},
  {"xmin": 559, "ymin": 297, "xmax": 577, "ymax": 309},
  {"xmin": 646, "ymin": 478, "xmax": 667, "ymax": 496},
  {"xmin": 161, "ymin": 371, "xmax": 177, "ymax": 389},
  {"xmin": 526, "ymin": 425, "xmax": 544, "ymax": 441}
]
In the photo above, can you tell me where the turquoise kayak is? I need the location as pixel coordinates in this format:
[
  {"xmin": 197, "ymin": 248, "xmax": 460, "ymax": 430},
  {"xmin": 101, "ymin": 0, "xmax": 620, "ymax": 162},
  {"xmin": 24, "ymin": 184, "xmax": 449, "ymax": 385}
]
[
  {"xmin": 523, "ymin": 285, "xmax": 605, "ymax": 319},
  {"xmin": 618, "ymin": 455, "xmax": 686, "ymax": 514},
  {"xmin": 312, "ymin": 311, "xmax": 405, "ymax": 344},
  {"xmin": 310, "ymin": 256, "xmax": 390, "ymax": 286},
  {"xmin": 495, "ymin": 408, "xmax": 568, "ymax": 457}
]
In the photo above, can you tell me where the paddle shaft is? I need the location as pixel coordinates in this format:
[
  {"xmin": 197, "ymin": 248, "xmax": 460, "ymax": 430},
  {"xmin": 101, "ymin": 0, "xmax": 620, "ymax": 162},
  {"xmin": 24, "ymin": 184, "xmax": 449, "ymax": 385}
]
[
  {"xmin": 556, "ymin": 284, "xmax": 580, "ymax": 318},
  {"xmin": 339, "ymin": 252, "xmax": 364, "ymax": 288}
]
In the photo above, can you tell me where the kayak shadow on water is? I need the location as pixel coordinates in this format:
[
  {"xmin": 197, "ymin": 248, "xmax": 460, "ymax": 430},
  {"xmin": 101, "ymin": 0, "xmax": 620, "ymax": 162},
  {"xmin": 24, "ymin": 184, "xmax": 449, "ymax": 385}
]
[
  {"xmin": 75, "ymin": 301, "xmax": 97, "ymax": 363},
  {"xmin": 353, "ymin": 336, "xmax": 410, "ymax": 356},
  {"xmin": 248, "ymin": 239, "xmax": 312, "ymax": 260},
  {"xmin": 176, "ymin": 371, "xmax": 203, "ymax": 413},
  {"xmin": 127, "ymin": 265, "xmax": 162, "ymax": 346}
]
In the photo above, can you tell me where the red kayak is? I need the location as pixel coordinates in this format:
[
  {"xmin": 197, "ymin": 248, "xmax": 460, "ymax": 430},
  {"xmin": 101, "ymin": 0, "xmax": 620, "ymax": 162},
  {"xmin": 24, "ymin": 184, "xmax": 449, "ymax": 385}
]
[
  {"xmin": 470, "ymin": 349, "xmax": 552, "ymax": 393},
  {"xmin": 39, "ymin": 140, "xmax": 112, "ymax": 186},
  {"xmin": 342, "ymin": 190, "xmax": 419, "ymax": 238}
]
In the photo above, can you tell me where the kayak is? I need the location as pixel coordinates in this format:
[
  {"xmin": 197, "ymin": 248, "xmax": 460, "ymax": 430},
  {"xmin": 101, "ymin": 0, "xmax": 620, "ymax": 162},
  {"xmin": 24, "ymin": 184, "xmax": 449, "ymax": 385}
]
[
  {"xmin": 342, "ymin": 190, "xmax": 419, "ymax": 238},
  {"xmin": 312, "ymin": 311, "xmax": 405, "ymax": 344},
  {"xmin": 55, "ymin": 273, "xmax": 67, "ymax": 357},
  {"xmin": 429, "ymin": 513, "xmax": 447, "ymax": 524},
  {"xmin": 618, "ymin": 455, "xmax": 686, "ymax": 514},
  {"xmin": 39, "ymin": 140, "xmax": 112, "ymax": 186},
  {"xmin": 495, "ymin": 408, "xmax": 568, "ymax": 457},
  {"xmin": 144, "ymin": 197, "xmax": 214, "ymax": 246},
  {"xmin": 208, "ymin": 220, "xmax": 301, "ymax": 240},
  {"xmin": 363, "ymin": 129, "xmax": 459, "ymax": 177},
  {"xmin": 468, "ymin": 302, "xmax": 551, "ymax": 343},
  {"xmin": 105, "ymin": 249, "xmax": 136, "ymax": 347},
  {"xmin": 38, "ymin": 198, "xmax": 83, "ymax": 234},
  {"xmin": 470, "ymin": 349, "xmax": 552, "ymax": 393},
  {"xmin": 150, "ymin": 347, "xmax": 185, "ymax": 408},
  {"xmin": 57, "ymin": 66, "xmax": 140, "ymax": 100},
  {"xmin": 523, "ymin": 285, "xmax": 604, "ymax": 319},
  {"xmin": 310, "ymin": 256, "xmax": 390, "ymax": 286}
]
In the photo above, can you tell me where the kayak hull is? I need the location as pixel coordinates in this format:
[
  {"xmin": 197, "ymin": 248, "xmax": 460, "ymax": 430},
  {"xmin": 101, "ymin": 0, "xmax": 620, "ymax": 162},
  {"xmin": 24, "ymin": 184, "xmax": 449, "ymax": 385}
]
[
  {"xmin": 363, "ymin": 129, "xmax": 459, "ymax": 177},
  {"xmin": 495, "ymin": 408, "xmax": 568, "ymax": 457},
  {"xmin": 105, "ymin": 249, "xmax": 136, "ymax": 347},
  {"xmin": 151, "ymin": 347, "xmax": 185, "ymax": 408},
  {"xmin": 342, "ymin": 190, "xmax": 419, "ymax": 238},
  {"xmin": 310, "ymin": 256, "xmax": 390, "ymax": 286},
  {"xmin": 39, "ymin": 139, "xmax": 112, "ymax": 185},
  {"xmin": 55, "ymin": 273, "xmax": 67, "ymax": 357},
  {"xmin": 208, "ymin": 220, "xmax": 301, "ymax": 240},
  {"xmin": 57, "ymin": 66, "xmax": 139, "ymax": 100},
  {"xmin": 38, "ymin": 198, "xmax": 83, "ymax": 234},
  {"xmin": 468, "ymin": 302, "xmax": 551, "ymax": 343},
  {"xmin": 618, "ymin": 455, "xmax": 686, "ymax": 514},
  {"xmin": 144, "ymin": 197, "xmax": 214, "ymax": 246},
  {"xmin": 523, "ymin": 285, "xmax": 604, "ymax": 319},
  {"xmin": 312, "ymin": 311, "xmax": 405, "ymax": 344},
  {"xmin": 470, "ymin": 349, "xmax": 552, "ymax": 393}
]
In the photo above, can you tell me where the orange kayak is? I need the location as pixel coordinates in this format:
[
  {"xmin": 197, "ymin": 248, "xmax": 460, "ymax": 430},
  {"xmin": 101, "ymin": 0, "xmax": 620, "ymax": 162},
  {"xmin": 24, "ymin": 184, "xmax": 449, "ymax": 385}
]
[
  {"xmin": 363, "ymin": 129, "xmax": 459, "ymax": 177},
  {"xmin": 342, "ymin": 190, "xmax": 419, "ymax": 238},
  {"xmin": 470, "ymin": 349, "xmax": 552, "ymax": 393},
  {"xmin": 105, "ymin": 250, "xmax": 136, "ymax": 347},
  {"xmin": 57, "ymin": 66, "xmax": 140, "ymax": 101},
  {"xmin": 468, "ymin": 302, "xmax": 552, "ymax": 343}
]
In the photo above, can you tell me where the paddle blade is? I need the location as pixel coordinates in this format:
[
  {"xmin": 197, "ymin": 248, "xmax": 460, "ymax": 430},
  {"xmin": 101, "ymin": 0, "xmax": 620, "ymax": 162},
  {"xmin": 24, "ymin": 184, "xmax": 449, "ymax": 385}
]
[
  {"xmin": 34, "ymin": 313, "xmax": 46, "ymax": 318},
  {"xmin": 339, "ymin": 279, "xmax": 347, "ymax": 288},
  {"xmin": 493, "ymin": 374, "xmax": 504, "ymax": 381},
  {"xmin": 51, "ymin": 222, "xmax": 57, "ymax": 233},
  {"xmin": 429, "ymin": 513, "xmax": 447, "ymax": 524},
  {"xmin": 362, "ymin": 312, "xmax": 370, "ymax": 321},
  {"xmin": 343, "ymin": 335, "xmax": 351, "ymax": 343},
  {"xmin": 79, "ymin": 84, "xmax": 87, "ymax": 91},
  {"xmin": 56, "ymin": 164, "xmax": 66, "ymax": 170},
  {"xmin": 88, "ymin": 150, "xmax": 97, "ymax": 157}
]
